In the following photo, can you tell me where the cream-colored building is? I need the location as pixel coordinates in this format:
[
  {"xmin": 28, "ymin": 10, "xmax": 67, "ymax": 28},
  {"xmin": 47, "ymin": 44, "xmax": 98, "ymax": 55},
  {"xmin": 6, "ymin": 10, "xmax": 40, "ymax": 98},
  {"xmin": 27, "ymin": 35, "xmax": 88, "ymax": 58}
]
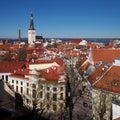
[{"xmin": 8, "ymin": 63, "xmax": 66, "ymax": 113}]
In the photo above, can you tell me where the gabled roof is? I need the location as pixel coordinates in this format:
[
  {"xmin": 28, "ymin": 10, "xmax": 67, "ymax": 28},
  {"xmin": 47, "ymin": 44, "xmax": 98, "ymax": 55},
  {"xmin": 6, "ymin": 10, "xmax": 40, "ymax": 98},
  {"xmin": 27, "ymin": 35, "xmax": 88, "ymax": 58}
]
[
  {"xmin": 92, "ymin": 65, "xmax": 120, "ymax": 94},
  {"xmin": 91, "ymin": 48, "xmax": 120, "ymax": 64},
  {"xmin": 88, "ymin": 64, "xmax": 109, "ymax": 85}
]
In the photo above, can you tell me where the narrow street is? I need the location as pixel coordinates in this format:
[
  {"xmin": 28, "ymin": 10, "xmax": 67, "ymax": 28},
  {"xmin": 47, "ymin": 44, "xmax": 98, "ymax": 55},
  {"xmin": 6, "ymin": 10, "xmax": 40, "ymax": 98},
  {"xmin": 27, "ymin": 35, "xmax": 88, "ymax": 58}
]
[{"xmin": 66, "ymin": 60, "xmax": 93, "ymax": 120}]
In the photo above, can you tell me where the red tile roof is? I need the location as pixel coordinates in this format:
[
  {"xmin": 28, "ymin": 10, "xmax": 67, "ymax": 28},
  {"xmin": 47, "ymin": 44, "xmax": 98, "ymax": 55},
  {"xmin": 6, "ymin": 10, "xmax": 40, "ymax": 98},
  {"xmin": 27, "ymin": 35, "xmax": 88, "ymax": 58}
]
[
  {"xmin": 14, "ymin": 69, "xmax": 29, "ymax": 76},
  {"xmin": 92, "ymin": 65, "xmax": 120, "ymax": 94},
  {"xmin": 79, "ymin": 61, "xmax": 91, "ymax": 75},
  {"xmin": 87, "ymin": 43, "xmax": 103, "ymax": 49},
  {"xmin": 68, "ymin": 39, "xmax": 82, "ymax": 44},
  {"xmin": 0, "ymin": 45, "xmax": 10, "ymax": 50},
  {"xmin": 39, "ymin": 66, "xmax": 66, "ymax": 84},
  {"xmin": 54, "ymin": 57, "xmax": 64, "ymax": 66},
  {"xmin": 88, "ymin": 64, "xmax": 109, "ymax": 85},
  {"xmin": 91, "ymin": 48, "xmax": 120, "ymax": 64},
  {"xmin": 114, "ymin": 117, "xmax": 120, "ymax": 120},
  {"xmin": 0, "ymin": 61, "xmax": 26, "ymax": 73},
  {"xmin": 35, "ymin": 59, "xmax": 53, "ymax": 64}
]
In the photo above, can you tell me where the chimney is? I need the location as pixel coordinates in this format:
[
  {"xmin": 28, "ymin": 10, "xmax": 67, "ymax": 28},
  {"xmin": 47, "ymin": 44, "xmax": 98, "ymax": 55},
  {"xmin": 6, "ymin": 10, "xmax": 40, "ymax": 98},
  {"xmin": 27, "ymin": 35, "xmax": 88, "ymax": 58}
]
[{"xmin": 47, "ymin": 69, "xmax": 49, "ymax": 73}]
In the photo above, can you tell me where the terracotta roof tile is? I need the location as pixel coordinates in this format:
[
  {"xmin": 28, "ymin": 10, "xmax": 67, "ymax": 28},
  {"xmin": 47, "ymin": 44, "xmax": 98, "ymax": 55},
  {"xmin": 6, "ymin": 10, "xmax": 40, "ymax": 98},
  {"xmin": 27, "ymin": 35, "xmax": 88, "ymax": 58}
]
[
  {"xmin": 68, "ymin": 39, "xmax": 82, "ymax": 44},
  {"xmin": 91, "ymin": 48, "xmax": 120, "ymax": 64},
  {"xmin": 39, "ymin": 66, "xmax": 66, "ymax": 84},
  {"xmin": 79, "ymin": 61, "xmax": 91, "ymax": 75},
  {"xmin": 92, "ymin": 66, "xmax": 120, "ymax": 94},
  {"xmin": 88, "ymin": 64, "xmax": 109, "ymax": 85},
  {"xmin": 0, "ymin": 61, "xmax": 26, "ymax": 73},
  {"xmin": 54, "ymin": 57, "xmax": 64, "ymax": 66}
]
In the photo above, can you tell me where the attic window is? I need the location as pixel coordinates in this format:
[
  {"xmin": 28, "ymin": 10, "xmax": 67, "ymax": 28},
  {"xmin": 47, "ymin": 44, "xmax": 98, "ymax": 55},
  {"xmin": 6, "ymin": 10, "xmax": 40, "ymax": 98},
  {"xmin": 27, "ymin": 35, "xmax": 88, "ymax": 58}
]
[{"xmin": 111, "ymin": 81, "xmax": 118, "ymax": 86}]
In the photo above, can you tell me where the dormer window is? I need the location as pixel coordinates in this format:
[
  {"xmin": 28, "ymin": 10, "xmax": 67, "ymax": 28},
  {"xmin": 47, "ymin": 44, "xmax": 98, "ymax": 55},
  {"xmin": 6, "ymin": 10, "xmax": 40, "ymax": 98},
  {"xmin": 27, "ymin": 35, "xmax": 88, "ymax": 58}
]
[{"xmin": 111, "ymin": 81, "xmax": 118, "ymax": 86}]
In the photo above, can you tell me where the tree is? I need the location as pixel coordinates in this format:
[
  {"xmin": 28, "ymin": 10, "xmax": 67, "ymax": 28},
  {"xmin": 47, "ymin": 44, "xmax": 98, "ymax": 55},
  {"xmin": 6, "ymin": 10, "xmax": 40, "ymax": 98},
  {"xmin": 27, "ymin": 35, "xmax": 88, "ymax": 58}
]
[{"xmin": 18, "ymin": 48, "xmax": 27, "ymax": 61}]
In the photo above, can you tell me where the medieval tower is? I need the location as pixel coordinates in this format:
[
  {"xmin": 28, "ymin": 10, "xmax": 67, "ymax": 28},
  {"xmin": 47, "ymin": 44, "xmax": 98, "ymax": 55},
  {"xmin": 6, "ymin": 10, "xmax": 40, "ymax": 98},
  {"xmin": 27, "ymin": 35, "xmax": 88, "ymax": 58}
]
[{"xmin": 28, "ymin": 13, "xmax": 36, "ymax": 45}]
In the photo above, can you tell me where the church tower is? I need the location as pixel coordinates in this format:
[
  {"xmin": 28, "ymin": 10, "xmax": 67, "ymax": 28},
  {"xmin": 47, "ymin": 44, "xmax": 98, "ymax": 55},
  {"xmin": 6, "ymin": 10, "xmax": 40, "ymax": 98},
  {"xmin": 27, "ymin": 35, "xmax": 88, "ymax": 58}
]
[{"xmin": 28, "ymin": 13, "xmax": 36, "ymax": 45}]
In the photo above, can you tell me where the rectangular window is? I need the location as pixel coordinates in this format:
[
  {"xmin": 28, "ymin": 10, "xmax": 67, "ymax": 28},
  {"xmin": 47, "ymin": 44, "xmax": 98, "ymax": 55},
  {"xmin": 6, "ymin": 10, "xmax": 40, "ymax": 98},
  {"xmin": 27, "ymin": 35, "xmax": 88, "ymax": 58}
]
[
  {"xmin": 53, "ymin": 93, "xmax": 57, "ymax": 101},
  {"xmin": 21, "ymin": 87, "xmax": 23, "ymax": 93},
  {"xmin": 53, "ymin": 87, "xmax": 57, "ymax": 91},
  {"xmin": 12, "ymin": 80, "xmax": 14, "ymax": 83},
  {"xmin": 27, "ymin": 83, "xmax": 29, "ymax": 86},
  {"xmin": 16, "ymin": 81, "xmax": 18, "ymax": 84},
  {"xmin": 32, "ymin": 90, "xmax": 36, "ymax": 98},
  {"xmin": 47, "ymin": 93, "xmax": 50, "ymax": 100},
  {"xmin": 40, "ymin": 85, "xmax": 43, "ymax": 89},
  {"xmin": 47, "ymin": 87, "xmax": 49, "ymax": 91},
  {"xmin": 21, "ymin": 81, "xmax": 23, "ymax": 85},
  {"xmin": 60, "ymin": 87, "xmax": 63, "ymax": 91},
  {"xmin": 60, "ymin": 93, "xmax": 63, "ymax": 100},
  {"xmin": 53, "ymin": 104, "xmax": 57, "ymax": 111},
  {"xmin": 16, "ymin": 86, "xmax": 18, "ymax": 92},
  {"xmin": 26, "ymin": 88, "xmax": 29, "ymax": 95},
  {"xmin": 2, "ymin": 75, "xmax": 4, "ymax": 80},
  {"xmin": 26, "ymin": 99, "xmax": 29, "ymax": 104},
  {"xmin": 32, "ymin": 84, "xmax": 36, "ymax": 89},
  {"xmin": 40, "ymin": 91, "xmax": 43, "ymax": 98},
  {"xmin": 47, "ymin": 104, "xmax": 50, "ymax": 110},
  {"xmin": 6, "ymin": 76, "xmax": 8, "ymax": 82}
]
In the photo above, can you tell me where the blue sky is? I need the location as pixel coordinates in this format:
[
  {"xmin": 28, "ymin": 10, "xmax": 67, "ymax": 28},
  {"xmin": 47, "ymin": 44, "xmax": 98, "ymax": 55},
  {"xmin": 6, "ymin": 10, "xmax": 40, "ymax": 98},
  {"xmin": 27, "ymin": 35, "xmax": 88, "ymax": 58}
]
[{"xmin": 0, "ymin": 0, "xmax": 120, "ymax": 38}]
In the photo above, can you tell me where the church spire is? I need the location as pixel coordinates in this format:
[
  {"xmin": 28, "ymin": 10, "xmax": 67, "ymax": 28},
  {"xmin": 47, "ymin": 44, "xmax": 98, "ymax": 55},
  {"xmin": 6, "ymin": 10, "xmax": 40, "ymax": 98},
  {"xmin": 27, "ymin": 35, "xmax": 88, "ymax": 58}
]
[{"xmin": 29, "ymin": 12, "xmax": 35, "ymax": 30}]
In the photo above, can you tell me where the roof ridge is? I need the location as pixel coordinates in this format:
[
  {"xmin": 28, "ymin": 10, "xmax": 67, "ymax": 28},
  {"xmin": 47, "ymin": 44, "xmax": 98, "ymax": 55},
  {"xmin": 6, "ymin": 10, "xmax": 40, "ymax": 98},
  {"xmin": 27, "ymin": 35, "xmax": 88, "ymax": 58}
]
[
  {"xmin": 92, "ymin": 65, "xmax": 112, "ymax": 86},
  {"xmin": 78, "ymin": 57, "xmax": 89, "ymax": 70}
]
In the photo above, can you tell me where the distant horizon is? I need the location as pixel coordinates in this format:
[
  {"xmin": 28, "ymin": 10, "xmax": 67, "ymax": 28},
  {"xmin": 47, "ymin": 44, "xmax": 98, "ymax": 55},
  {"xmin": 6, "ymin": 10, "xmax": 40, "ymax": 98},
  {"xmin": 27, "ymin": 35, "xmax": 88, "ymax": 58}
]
[
  {"xmin": 1, "ymin": 37, "xmax": 120, "ymax": 40},
  {"xmin": 1, "ymin": 0, "xmax": 120, "ymax": 38}
]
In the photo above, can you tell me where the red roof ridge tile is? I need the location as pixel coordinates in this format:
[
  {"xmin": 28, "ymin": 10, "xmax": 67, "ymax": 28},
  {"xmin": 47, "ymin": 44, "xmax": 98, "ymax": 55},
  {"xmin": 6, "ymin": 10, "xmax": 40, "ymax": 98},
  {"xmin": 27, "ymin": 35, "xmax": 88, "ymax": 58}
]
[{"xmin": 92, "ymin": 65, "xmax": 112, "ymax": 86}]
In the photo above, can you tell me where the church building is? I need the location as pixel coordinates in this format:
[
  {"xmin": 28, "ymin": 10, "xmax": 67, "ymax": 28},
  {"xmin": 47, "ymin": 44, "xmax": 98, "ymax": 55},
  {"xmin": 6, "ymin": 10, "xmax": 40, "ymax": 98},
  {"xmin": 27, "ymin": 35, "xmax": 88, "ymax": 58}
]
[
  {"xmin": 28, "ymin": 13, "xmax": 36, "ymax": 45},
  {"xmin": 28, "ymin": 13, "xmax": 44, "ymax": 46}
]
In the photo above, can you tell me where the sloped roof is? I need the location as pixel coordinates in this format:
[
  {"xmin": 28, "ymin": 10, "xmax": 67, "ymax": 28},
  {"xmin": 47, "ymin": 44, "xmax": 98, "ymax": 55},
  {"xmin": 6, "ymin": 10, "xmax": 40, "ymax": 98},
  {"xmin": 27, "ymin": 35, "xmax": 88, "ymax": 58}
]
[
  {"xmin": 68, "ymin": 39, "xmax": 82, "ymax": 44},
  {"xmin": 91, "ymin": 48, "xmax": 120, "ymax": 64},
  {"xmin": 88, "ymin": 64, "xmax": 109, "ymax": 85},
  {"xmin": 92, "ymin": 65, "xmax": 120, "ymax": 94},
  {"xmin": 39, "ymin": 66, "xmax": 66, "ymax": 84},
  {"xmin": 79, "ymin": 61, "xmax": 91, "ymax": 75},
  {"xmin": 0, "ymin": 61, "xmax": 26, "ymax": 73},
  {"xmin": 54, "ymin": 57, "xmax": 64, "ymax": 66}
]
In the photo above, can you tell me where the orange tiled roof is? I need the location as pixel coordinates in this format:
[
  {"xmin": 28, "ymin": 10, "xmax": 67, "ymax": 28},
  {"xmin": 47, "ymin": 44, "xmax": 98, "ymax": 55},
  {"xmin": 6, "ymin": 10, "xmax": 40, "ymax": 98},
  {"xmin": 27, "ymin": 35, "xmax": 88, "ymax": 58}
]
[
  {"xmin": 39, "ymin": 66, "xmax": 66, "ymax": 84},
  {"xmin": 68, "ymin": 39, "xmax": 82, "ymax": 44},
  {"xmin": 14, "ymin": 69, "xmax": 29, "ymax": 76},
  {"xmin": 0, "ymin": 61, "xmax": 26, "ymax": 73},
  {"xmin": 87, "ymin": 43, "xmax": 103, "ymax": 48},
  {"xmin": 88, "ymin": 64, "xmax": 109, "ymax": 85},
  {"xmin": 91, "ymin": 48, "xmax": 120, "ymax": 64},
  {"xmin": 35, "ymin": 59, "xmax": 53, "ymax": 64},
  {"xmin": 92, "ymin": 65, "xmax": 120, "ymax": 94},
  {"xmin": 54, "ymin": 57, "xmax": 64, "ymax": 66},
  {"xmin": 79, "ymin": 61, "xmax": 91, "ymax": 75}
]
